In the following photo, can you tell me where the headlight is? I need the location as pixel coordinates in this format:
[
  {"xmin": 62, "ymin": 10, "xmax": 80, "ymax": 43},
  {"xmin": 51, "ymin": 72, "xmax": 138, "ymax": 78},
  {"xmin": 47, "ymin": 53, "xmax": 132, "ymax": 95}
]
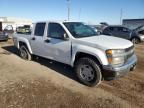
[
  {"xmin": 111, "ymin": 57, "xmax": 125, "ymax": 65},
  {"xmin": 4, "ymin": 33, "xmax": 8, "ymax": 36},
  {"xmin": 106, "ymin": 49, "xmax": 125, "ymax": 55},
  {"xmin": 106, "ymin": 49, "xmax": 125, "ymax": 65}
]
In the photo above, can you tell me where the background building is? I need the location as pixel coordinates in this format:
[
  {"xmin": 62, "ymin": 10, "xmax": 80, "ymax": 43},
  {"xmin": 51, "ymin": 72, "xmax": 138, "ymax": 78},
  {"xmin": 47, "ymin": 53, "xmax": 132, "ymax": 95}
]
[
  {"xmin": 123, "ymin": 18, "xmax": 144, "ymax": 29},
  {"xmin": 0, "ymin": 17, "xmax": 32, "ymax": 31}
]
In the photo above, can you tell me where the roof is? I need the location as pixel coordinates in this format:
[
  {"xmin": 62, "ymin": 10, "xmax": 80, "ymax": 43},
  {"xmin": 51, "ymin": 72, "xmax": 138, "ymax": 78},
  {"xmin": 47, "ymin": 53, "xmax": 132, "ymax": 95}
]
[
  {"xmin": 123, "ymin": 19, "xmax": 144, "ymax": 22},
  {"xmin": 106, "ymin": 25, "xmax": 125, "ymax": 27},
  {"xmin": 34, "ymin": 20, "xmax": 84, "ymax": 24}
]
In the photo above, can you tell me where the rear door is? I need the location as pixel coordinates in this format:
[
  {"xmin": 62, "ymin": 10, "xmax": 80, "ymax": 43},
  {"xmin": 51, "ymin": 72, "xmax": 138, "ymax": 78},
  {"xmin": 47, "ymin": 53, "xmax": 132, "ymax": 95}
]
[{"xmin": 30, "ymin": 22, "xmax": 46, "ymax": 56}]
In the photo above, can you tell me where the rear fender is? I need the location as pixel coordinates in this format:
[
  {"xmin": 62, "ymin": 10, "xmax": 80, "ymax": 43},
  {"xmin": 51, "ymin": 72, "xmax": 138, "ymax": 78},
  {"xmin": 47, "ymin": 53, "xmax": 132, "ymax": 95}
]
[{"xmin": 17, "ymin": 37, "xmax": 33, "ymax": 54}]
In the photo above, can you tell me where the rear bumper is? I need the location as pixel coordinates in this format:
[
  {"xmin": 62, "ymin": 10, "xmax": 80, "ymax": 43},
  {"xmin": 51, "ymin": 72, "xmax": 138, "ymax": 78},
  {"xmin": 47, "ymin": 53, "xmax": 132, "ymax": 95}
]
[{"xmin": 103, "ymin": 54, "xmax": 137, "ymax": 80}]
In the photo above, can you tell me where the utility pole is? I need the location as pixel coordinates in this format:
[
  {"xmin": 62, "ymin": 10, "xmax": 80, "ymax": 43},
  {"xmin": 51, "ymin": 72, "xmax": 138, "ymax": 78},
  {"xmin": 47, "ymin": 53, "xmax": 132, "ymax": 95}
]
[
  {"xmin": 120, "ymin": 8, "xmax": 123, "ymax": 25},
  {"xmin": 78, "ymin": 8, "xmax": 81, "ymax": 21},
  {"xmin": 67, "ymin": 0, "xmax": 70, "ymax": 21}
]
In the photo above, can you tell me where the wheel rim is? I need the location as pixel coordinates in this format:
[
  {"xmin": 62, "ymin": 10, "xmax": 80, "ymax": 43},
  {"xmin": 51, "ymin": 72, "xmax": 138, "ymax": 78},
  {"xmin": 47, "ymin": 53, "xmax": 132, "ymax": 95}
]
[
  {"xmin": 20, "ymin": 46, "xmax": 28, "ymax": 59},
  {"xmin": 80, "ymin": 65, "xmax": 95, "ymax": 82},
  {"xmin": 132, "ymin": 38, "xmax": 138, "ymax": 44}
]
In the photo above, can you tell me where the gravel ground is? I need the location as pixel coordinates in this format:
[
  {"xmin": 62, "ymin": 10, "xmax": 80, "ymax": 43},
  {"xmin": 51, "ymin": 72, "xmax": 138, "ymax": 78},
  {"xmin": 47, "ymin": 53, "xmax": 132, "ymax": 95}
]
[{"xmin": 0, "ymin": 39, "xmax": 143, "ymax": 108}]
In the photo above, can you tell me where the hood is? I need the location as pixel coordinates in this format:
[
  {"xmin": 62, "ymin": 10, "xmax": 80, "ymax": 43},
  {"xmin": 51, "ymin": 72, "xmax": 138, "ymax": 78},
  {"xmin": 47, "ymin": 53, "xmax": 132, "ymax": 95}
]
[{"xmin": 76, "ymin": 35, "xmax": 133, "ymax": 50}]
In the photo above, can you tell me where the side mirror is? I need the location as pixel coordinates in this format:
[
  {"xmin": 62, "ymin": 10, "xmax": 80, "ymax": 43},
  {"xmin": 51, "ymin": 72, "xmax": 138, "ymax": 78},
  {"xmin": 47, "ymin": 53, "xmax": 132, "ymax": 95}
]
[{"xmin": 62, "ymin": 33, "xmax": 69, "ymax": 41}]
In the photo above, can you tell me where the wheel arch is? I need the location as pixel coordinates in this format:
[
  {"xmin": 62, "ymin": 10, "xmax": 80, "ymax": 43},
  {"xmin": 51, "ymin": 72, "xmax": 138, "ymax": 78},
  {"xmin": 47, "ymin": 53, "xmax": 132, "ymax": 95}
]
[
  {"xmin": 130, "ymin": 36, "xmax": 140, "ymax": 41},
  {"xmin": 73, "ymin": 52, "xmax": 102, "ymax": 68},
  {"xmin": 18, "ymin": 41, "xmax": 33, "ymax": 54}
]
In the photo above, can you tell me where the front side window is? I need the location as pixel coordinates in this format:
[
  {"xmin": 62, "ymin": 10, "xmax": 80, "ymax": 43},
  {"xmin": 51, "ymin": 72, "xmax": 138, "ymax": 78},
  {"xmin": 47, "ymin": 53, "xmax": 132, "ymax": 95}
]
[
  {"xmin": 109, "ymin": 27, "xmax": 114, "ymax": 31},
  {"xmin": 48, "ymin": 23, "xmax": 65, "ymax": 39},
  {"xmin": 34, "ymin": 23, "xmax": 46, "ymax": 36},
  {"xmin": 64, "ymin": 22, "xmax": 97, "ymax": 38},
  {"xmin": 117, "ymin": 27, "xmax": 123, "ymax": 32},
  {"xmin": 123, "ymin": 27, "xmax": 130, "ymax": 32},
  {"xmin": 116, "ymin": 27, "xmax": 130, "ymax": 32}
]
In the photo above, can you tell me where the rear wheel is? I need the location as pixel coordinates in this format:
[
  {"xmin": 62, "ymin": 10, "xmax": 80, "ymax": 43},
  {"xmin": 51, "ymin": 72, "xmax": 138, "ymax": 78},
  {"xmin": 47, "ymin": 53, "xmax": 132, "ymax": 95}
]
[
  {"xmin": 75, "ymin": 57, "xmax": 102, "ymax": 87},
  {"xmin": 19, "ymin": 45, "xmax": 32, "ymax": 60}
]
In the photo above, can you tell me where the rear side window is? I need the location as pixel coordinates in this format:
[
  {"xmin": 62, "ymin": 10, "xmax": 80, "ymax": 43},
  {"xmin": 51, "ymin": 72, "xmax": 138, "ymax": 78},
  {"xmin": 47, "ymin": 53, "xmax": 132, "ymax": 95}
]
[
  {"xmin": 34, "ymin": 23, "xmax": 46, "ymax": 36},
  {"xmin": 48, "ymin": 23, "xmax": 65, "ymax": 39}
]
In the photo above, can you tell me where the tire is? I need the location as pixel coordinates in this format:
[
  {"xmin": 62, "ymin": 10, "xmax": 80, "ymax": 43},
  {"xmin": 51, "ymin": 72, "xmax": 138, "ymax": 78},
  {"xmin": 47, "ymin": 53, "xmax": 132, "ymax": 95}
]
[
  {"xmin": 131, "ymin": 37, "xmax": 140, "ymax": 44},
  {"xmin": 19, "ymin": 45, "xmax": 32, "ymax": 60},
  {"xmin": 75, "ymin": 57, "xmax": 102, "ymax": 87}
]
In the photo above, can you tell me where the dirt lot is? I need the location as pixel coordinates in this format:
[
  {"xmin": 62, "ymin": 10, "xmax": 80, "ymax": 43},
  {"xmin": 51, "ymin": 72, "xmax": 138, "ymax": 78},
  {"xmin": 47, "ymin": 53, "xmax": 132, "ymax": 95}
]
[{"xmin": 0, "ymin": 39, "xmax": 144, "ymax": 108}]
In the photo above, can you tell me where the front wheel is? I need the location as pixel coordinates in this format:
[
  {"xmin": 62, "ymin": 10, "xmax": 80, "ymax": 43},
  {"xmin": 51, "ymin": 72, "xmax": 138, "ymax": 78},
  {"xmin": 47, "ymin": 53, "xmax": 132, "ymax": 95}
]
[
  {"xmin": 131, "ymin": 37, "xmax": 140, "ymax": 44},
  {"xmin": 19, "ymin": 45, "xmax": 32, "ymax": 60},
  {"xmin": 75, "ymin": 57, "xmax": 102, "ymax": 87}
]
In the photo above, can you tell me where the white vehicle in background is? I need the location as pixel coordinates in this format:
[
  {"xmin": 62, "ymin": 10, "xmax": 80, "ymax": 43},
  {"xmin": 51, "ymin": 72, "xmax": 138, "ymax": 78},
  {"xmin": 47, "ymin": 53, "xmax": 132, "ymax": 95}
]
[{"xmin": 13, "ymin": 21, "xmax": 137, "ymax": 87}]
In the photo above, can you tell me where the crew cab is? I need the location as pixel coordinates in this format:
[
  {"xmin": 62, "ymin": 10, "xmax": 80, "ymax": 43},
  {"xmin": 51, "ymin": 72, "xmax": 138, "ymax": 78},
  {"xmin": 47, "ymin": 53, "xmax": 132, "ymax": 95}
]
[{"xmin": 13, "ymin": 21, "xmax": 137, "ymax": 87}]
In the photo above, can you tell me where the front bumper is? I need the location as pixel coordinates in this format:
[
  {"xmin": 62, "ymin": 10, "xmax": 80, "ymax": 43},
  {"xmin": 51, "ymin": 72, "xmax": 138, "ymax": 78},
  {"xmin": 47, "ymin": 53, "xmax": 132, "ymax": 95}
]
[
  {"xmin": 103, "ymin": 54, "xmax": 137, "ymax": 80},
  {"xmin": 0, "ymin": 35, "xmax": 8, "ymax": 41}
]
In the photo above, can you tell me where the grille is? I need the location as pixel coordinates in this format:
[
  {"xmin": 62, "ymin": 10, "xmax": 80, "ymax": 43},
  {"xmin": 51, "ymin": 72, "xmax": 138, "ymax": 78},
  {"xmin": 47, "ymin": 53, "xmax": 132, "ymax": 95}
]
[
  {"xmin": 125, "ymin": 45, "xmax": 134, "ymax": 61},
  {"xmin": 125, "ymin": 45, "xmax": 134, "ymax": 52}
]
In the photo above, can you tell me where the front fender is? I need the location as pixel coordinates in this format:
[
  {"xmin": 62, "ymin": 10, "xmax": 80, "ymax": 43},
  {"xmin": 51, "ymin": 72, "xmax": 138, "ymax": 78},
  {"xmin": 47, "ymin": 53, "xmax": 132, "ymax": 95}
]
[{"xmin": 71, "ymin": 45, "xmax": 109, "ymax": 67}]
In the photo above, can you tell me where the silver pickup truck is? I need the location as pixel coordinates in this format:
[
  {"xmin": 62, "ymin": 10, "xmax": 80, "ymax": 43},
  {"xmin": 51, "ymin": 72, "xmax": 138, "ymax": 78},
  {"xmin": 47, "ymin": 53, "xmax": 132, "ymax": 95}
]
[{"xmin": 13, "ymin": 21, "xmax": 137, "ymax": 87}]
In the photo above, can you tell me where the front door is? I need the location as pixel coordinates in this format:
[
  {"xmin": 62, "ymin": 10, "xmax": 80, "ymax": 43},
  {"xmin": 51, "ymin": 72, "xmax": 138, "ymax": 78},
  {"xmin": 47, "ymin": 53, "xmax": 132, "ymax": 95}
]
[
  {"xmin": 117, "ymin": 27, "xmax": 130, "ymax": 39},
  {"xmin": 43, "ymin": 22, "xmax": 71, "ymax": 64}
]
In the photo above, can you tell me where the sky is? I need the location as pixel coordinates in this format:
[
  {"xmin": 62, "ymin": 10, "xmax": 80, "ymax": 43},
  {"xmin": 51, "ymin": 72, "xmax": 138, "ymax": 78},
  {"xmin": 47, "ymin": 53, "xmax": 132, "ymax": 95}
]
[{"xmin": 0, "ymin": 0, "xmax": 144, "ymax": 24}]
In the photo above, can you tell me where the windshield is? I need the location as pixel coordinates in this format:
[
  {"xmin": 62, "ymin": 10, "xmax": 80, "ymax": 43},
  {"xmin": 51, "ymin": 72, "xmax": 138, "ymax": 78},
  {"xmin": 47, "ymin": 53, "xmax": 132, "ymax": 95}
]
[
  {"xmin": 138, "ymin": 26, "xmax": 144, "ymax": 31},
  {"xmin": 63, "ymin": 22, "xmax": 97, "ymax": 38},
  {"xmin": 134, "ymin": 25, "xmax": 144, "ymax": 31}
]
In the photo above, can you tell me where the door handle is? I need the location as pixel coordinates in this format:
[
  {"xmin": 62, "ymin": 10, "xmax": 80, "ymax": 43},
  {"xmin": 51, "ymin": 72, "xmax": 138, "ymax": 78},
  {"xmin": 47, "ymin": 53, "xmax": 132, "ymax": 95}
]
[
  {"xmin": 31, "ymin": 37, "xmax": 36, "ymax": 40},
  {"xmin": 44, "ymin": 39, "xmax": 50, "ymax": 43}
]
